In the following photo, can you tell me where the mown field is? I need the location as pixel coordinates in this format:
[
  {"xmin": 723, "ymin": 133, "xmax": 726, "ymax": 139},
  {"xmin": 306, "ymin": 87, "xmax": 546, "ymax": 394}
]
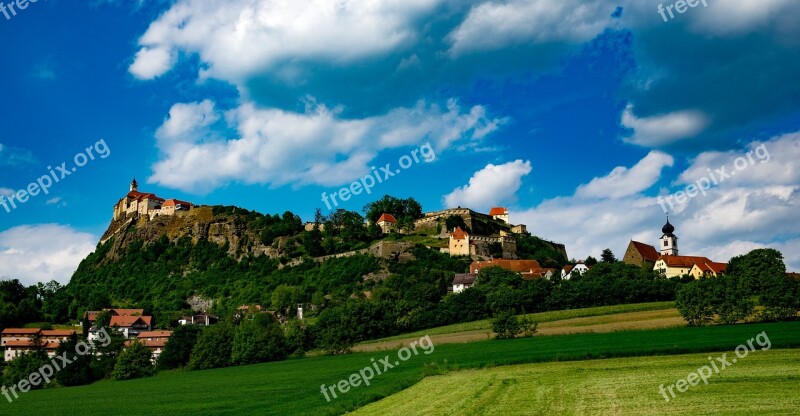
[
  {"xmin": 354, "ymin": 349, "xmax": 800, "ymax": 415},
  {"xmin": 1, "ymin": 321, "xmax": 798, "ymax": 416}
]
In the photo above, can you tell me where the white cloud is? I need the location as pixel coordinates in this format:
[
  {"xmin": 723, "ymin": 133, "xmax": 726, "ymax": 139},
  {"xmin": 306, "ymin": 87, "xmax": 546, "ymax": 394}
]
[
  {"xmin": 0, "ymin": 225, "xmax": 97, "ymax": 286},
  {"xmin": 513, "ymin": 132, "xmax": 800, "ymax": 267},
  {"xmin": 149, "ymin": 99, "xmax": 504, "ymax": 193},
  {"xmin": 621, "ymin": 104, "xmax": 709, "ymax": 147},
  {"xmin": 0, "ymin": 188, "xmax": 14, "ymax": 197},
  {"xmin": 443, "ymin": 160, "xmax": 532, "ymax": 210},
  {"xmin": 46, "ymin": 197, "xmax": 67, "ymax": 207},
  {"xmin": 576, "ymin": 151, "xmax": 674, "ymax": 199},
  {"xmin": 449, "ymin": 0, "xmax": 614, "ymax": 55},
  {"xmin": 129, "ymin": 0, "xmax": 443, "ymax": 81}
]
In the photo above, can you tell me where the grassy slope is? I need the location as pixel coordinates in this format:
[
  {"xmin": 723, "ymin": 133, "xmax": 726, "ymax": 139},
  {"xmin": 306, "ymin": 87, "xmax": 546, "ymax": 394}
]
[
  {"xmin": 357, "ymin": 302, "xmax": 677, "ymax": 345},
  {"xmin": 354, "ymin": 349, "xmax": 800, "ymax": 415},
  {"xmin": 2, "ymin": 321, "xmax": 799, "ymax": 416}
]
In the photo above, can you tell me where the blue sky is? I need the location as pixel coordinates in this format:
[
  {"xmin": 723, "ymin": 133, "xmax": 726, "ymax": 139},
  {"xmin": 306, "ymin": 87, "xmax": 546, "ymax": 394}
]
[{"xmin": 1, "ymin": 0, "xmax": 799, "ymax": 285}]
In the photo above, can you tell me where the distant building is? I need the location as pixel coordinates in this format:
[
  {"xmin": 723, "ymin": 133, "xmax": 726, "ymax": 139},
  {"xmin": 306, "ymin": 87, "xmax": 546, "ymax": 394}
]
[
  {"xmin": 561, "ymin": 262, "xmax": 590, "ymax": 280},
  {"xmin": 449, "ymin": 227, "xmax": 471, "ymax": 256},
  {"xmin": 659, "ymin": 218, "xmax": 679, "ymax": 256},
  {"xmin": 689, "ymin": 261, "xmax": 727, "ymax": 278},
  {"xmin": 112, "ymin": 178, "xmax": 192, "ymax": 221},
  {"xmin": 470, "ymin": 258, "xmax": 551, "ymax": 279},
  {"xmin": 1, "ymin": 329, "xmax": 76, "ymax": 362},
  {"xmin": 489, "ymin": 207, "xmax": 509, "ymax": 223},
  {"xmin": 654, "ymin": 255, "xmax": 717, "ymax": 278},
  {"xmin": 376, "ymin": 213, "xmax": 398, "ymax": 234},
  {"xmin": 178, "ymin": 314, "xmax": 218, "ymax": 326},
  {"xmin": 134, "ymin": 331, "xmax": 172, "ymax": 362},
  {"xmin": 623, "ymin": 241, "xmax": 660, "ymax": 268},
  {"xmin": 452, "ymin": 273, "xmax": 478, "ymax": 293}
]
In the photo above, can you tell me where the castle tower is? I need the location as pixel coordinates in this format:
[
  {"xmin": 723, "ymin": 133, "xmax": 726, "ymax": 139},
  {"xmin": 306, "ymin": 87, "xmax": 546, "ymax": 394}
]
[
  {"xmin": 130, "ymin": 178, "xmax": 138, "ymax": 192},
  {"xmin": 659, "ymin": 217, "xmax": 678, "ymax": 256}
]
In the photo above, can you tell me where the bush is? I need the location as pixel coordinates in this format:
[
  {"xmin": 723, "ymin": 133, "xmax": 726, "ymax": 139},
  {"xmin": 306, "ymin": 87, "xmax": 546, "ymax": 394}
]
[
  {"xmin": 759, "ymin": 274, "xmax": 800, "ymax": 321},
  {"xmin": 677, "ymin": 276, "xmax": 754, "ymax": 326},
  {"xmin": 492, "ymin": 310, "xmax": 522, "ymax": 339},
  {"xmin": 676, "ymin": 280, "xmax": 716, "ymax": 326},
  {"xmin": 54, "ymin": 335, "xmax": 93, "ymax": 386},
  {"xmin": 158, "ymin": 325, "xmax": 201, "ymax": 370},
  {"xmin": 231, "ymin": 315, "xmax": 287, "ymax": 365},
  {"xmin": 112, "ymin": 342, "xmax": 155, "ymax": 380},
  {"xmin": 2, "ymin": 350, "xmax": 49, "ymax": 389},
  {"xmin": 189, "ymin": 322, "xmax": 235, "ymax": 370}
]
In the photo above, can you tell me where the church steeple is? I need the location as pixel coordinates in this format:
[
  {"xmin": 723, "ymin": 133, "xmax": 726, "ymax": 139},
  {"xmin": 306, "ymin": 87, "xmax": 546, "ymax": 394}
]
[
  {"xmin": 660, "ymin": 216, "xmax": 678, "ymax": 256},
  {"xmin": 130, "ymin": 178, "xmax": 138, "ymax": 192}
]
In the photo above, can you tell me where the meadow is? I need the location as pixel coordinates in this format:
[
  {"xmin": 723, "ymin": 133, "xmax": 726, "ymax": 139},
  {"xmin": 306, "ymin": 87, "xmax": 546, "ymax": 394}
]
[
  {"xmin": 1, "ymin": 321, "xmax": 798, "ymax": 415},
  {"xmin": 354, "ymin": 349, "xmax": 800, "ymax": 415}
]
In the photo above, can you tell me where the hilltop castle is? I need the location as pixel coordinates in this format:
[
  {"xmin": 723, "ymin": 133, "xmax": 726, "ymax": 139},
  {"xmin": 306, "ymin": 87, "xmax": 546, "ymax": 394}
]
[{"xmin": 112, "ymin": 179, "xmax": 193, "ymax": 221}]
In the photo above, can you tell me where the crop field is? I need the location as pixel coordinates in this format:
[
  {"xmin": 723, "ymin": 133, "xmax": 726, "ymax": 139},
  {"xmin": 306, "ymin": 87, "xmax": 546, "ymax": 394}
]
[
  {"xmin": 354, "ymin": 349, "xmax": 800, "ymax": 415},
  {"xmin": 1, "ymin": 321, "xmax": 798, "ymax": 416}
]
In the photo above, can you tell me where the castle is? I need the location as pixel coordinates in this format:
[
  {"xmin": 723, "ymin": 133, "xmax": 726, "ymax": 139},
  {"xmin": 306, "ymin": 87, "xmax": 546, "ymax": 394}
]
[{"xmin": 112, "ymin": 179, "xmax": 193, "ymax": 221}]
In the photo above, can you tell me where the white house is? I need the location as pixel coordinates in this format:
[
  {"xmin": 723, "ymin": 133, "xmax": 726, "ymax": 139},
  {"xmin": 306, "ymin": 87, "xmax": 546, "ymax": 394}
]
[{"xmin": 561, "ymin": 262, "xmax": 590, "ymax": 280}]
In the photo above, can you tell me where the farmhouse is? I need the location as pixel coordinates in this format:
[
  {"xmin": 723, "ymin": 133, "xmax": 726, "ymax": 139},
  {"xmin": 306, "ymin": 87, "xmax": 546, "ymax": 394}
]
[
  {"xmin": 470, "ymin": 258, "xmax": 553, "ymax": 279},
  {"xmin": 1, "ymin": 328, "xmax": 77, "ymax": 362},
  {"xmin": 561, "ymin": 262, "xmax": 590, "ymax": 280},
  {"xmin": 134, "ymin": 331, "xmax": 172, "ymax": 362},
  {"xmin": 452, "ymin": 273, "xmax": 478, "ymax": 293}
]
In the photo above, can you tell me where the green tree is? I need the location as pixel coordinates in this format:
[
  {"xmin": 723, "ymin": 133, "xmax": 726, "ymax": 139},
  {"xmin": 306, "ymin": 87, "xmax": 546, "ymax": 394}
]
[
  {"xmin": 712, "ymin": 275, "xmax": 755, "ymax": 325},
  {"xmin": 492, "ymin": 310, "xmax": 521, "ymax": 339},
  {"xmin": 727, "ymin": 248, "xmax": 786, "ymax": 293},
  {"xmin": 444, "ymin": 215, "xmax": 469, "ymax": 233},
  {"xmin": 271, "ymin": 285, "xmax": 300, "ymax": 317},
  {"xmin": 601, "ymin": 249, "xmax": 617, "ymax": 263},
  {"xmin": 676, "ymin": 280, "xmax": 715, "ymax": 326},
  {"xmin": 189, "ymin": 322, "xmax": 235, "ymax": 370},
  {"xmin": 158, "ymin": 325, "xmax": 201, "ymax": 370},
  {"xmin": 231, "ymin": 314, "xmax": 287, "ymax": 365},
  {"xmin": 284, "ymin": 320, "xmax": 311, "ymax": 357},
  {"xmin": 54, "ymin": 335, "xmax": 93, "ymax": 386},
  {"xmin": 112, "ymin": 342, "xmax": 155, "ymax": 380},
  {"xmin": 759, "ymin": 274, "xmax": 800, "ymax": 321},
  {"xmin": 2, "ymin": 351, "xmax": 49, "ymax": 389}
]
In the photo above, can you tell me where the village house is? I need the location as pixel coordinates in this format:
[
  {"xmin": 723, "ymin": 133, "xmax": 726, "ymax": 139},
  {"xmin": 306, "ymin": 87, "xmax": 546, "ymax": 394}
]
[
  {"xmin": 452, "ymin": 273, "xmax": 478, "ymax": 293},
  {"xmin": 376, "ymin": 213, "xmax": 398, "ymax": 234},
  {"xmin": 470, "ymin": 258, "xmax": 552, "ymax": 279},
  {"xmin": 689, "ymin": 261, "xmax": 727, "ymax": 278},
  {"xmin": 561, "ymin": 262, "xmax": 590, "ymax": 280},
  {"xmin": 83, "ymin": 308, "xmax": 145, "ymax": 326},
  {"xmin": 178, "ymin": 314, "xmax": 219, "ymax": 326},
  {"xmin": 654, "ymin": 255, "xmax": 720, "ymax": 279},
  {"xmin": 1, "ymin": 328, "xmax": 76, "ymax": 362},
  {"xmin": 133, "ymin": 331, "xmax": 172, "ymax": 362},
  {"xmin": 88, "ymin": 313, "xmax": 153, "ymax": 341}
]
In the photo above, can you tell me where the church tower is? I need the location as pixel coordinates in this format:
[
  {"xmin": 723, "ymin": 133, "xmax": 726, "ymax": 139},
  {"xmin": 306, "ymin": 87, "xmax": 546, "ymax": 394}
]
[
  {"xmin": 130, "ymin": 178, "xmax": 138, "ymax": 192},
  {"xmin": 659, "ymin": 217, "xmax": 678, "ymax": 256}
]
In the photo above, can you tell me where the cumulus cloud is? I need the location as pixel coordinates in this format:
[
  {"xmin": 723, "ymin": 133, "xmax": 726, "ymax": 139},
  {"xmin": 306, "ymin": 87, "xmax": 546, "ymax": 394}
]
[
  {"xmin": 149, "ymin": 99, "xmax": 505, "ymax": 193},
  {"xmin": 621, "ymin": 104, "xmax": 709, "ymax": 147},
  {"xmin": 576, "ymin": 151, "xmax": 674, "ymax": 199},
  {"xmin": 449, "ymin": 0, "xmax": 615, "ymax": 55},
  {"xmin": 514, "ymin": 131, "xmax": 800, "ymax": 267},
  {"xmin": 0, "ymin": 224, "xmax": 98, "ymax": 286},
  {"xmin": 443, "ymin": 160, "xmax": 532, "ymax": 210}
]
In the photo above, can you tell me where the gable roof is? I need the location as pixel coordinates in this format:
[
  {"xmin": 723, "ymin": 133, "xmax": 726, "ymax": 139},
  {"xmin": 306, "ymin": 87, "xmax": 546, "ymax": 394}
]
[
  {"xmin": 471, "ymin": 259, "xmax": 542, "ymax": 274},
  {"xmin": 41, "ymin": 330, "xmax": 76, "ymax": 337},
  {"xmin": 489, "ymin": 207, "xmax": 508, "ymax": 216},
  {"xmin": 452, "ymin": 273, "xmax": 478, "ymax": 286},
  {"xmin": 1, "ymin": 328, "xmax": 41, "ymax": 335},
  {"xmin": 657, "ymin": 255, "xmax": 714, "ymax": 268},
  {"xmin": 138, "ymin": 331, "xmax": 172, "ymax": 339},
  {"xmin": 630, "ymin": 241, "xmax": 660, "ymax": 262},
  {"xmin": 110, "ymin": 315, "xmax": 152, "ymax": 328},
  {"xmin": 451, "ymin": 226, "xmax": 469, "ymax": 240},
  {"xmin": 377, "ymin": 213, "xmax": 397, "ymax": 223},
  {"xmin": 163, "ymin": 199, "xmax": 193, "ymax": 207},
  {"xmin": 126, "ymin": 191, "xmax": 165, "ymax": 202},
  {"xmin": 112, "ymin": 308, "xmax": 144, "ymax": 317},
  {"xmin": 562, "ymin": 265, "xmax": 574, "ymax": 274},
  {"xmin": 692, "ymin": 261, "xmax": 727, "ymax": 274}
]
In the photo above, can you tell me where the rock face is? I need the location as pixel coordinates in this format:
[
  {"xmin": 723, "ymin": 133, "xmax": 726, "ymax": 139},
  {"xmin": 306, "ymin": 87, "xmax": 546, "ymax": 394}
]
[{"xmin": 98, "ymin": 206, "xmax": 276, "ymax": 261}]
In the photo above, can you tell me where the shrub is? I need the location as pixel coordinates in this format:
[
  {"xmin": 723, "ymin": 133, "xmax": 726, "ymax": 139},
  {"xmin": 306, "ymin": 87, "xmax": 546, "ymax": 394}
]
[
  {"xmin": 112, "ymin": 342, "xmax": 155, "ymax": 381},
  {"xmin": 492, "ymin": 310, "xmax": 522, "ymax": 339},
  {"xmin": 189, "ymin": 322, "xmax": 235, "ymax": 370}
]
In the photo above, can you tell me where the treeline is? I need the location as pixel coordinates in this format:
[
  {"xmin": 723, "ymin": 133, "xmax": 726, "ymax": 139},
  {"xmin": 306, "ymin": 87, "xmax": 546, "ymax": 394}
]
[{"xmin": 676, "ymin": 249, "xmax": 800, "ymax": 325}]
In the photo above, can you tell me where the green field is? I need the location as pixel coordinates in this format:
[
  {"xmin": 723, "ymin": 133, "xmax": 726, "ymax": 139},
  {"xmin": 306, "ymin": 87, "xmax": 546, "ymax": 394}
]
[
  {"xmin": 1, "ymin": 321, "xmax": 798, "ymax": 416},
  {"xmin": 354, "ymin": 349, "xmax": 800, "ymax": 415},
  {"xmin": 358, "ymin": 302, "xmax": 677, "ymax": 344}
]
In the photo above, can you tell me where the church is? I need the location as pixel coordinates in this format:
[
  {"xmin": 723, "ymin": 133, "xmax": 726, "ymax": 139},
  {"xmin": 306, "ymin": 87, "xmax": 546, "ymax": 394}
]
[{"xmin": 623, "ymin": 218, "xmax": 726, "ymax": 279}]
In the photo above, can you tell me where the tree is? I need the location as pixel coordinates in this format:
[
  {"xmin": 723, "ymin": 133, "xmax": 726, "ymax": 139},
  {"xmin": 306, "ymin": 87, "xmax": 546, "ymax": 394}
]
[
  {"xmin": 271, "ymin": 285, "xmax": 300, "ymax": 317},
  {"xmin": 727, "ymin": 248, "xmax": 786, "ymax": 293},
  {"xmin": 284, "ymin": 320, "xmax": 311, "ymax": 357},
  {"xmin": 676, "ymin": 280, "xmax": 715, "ymax": 326},
  {"xmin": 444, "ymin": 215, "xmax": 468, "ymax": 233},
  {"xmin": 712, "ymin": 275, "xmax": 754, "ymax": 325},
  {"xmin": 2, "ymin": 350, "xmax": 49, "ymax": 389},
  {"xmin": 158, "ymin": 325, "xmax": 201, "ymax": 370},
  {"xmin": 759, "ymin": 274, "xmax": 800, "ymax": 321},
  {"xmin": 54, "ymin": 335, "xmax": 93, "ymax": 386},
  {"xmin": 95, "ymin": 310, "xmax": 112, "ymax": 329},
  {"xmin": 492, "ymin": 310, "xmax": 521, "ymax": 339},
  {"xmin": 584, "ymin": 256, "xmax": 599, "ymax": 267},
  {"xmin": 600, "ymin": 249, "xmax": 617, "ymax": 263},
  {"xmin": 189, "ymin": 322, "xmax": 235, "ymax": 370},
  {"xmin": 112, "ymin": 342, "xmax": 155, "ymax": 380},
  {"xmin": 92, "ymin": 328, "xmax": 126, "ymax": 380},
  {"xmin": 231, "ymin": 314, "xmax": 287, "ymax": 365}
]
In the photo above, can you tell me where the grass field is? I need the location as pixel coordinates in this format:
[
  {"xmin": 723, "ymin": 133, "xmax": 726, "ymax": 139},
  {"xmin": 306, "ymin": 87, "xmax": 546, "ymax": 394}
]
[
  {"xmin": 354, "ymin": 349, "xmax": 800, "ymax": 415},
  {"xmin": 1, "ymin": 321, "xmax": 798, "ymax": 416},
  {"xmin": 353, "ymin": 302, "xmax": 680, "ymax": 352}
]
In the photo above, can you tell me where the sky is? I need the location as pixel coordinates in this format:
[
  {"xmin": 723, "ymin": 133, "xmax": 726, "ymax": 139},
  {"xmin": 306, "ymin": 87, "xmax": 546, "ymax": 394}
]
[{"xmin": 0, "ymin": 0, "xmax": 798, "ymax": 286}]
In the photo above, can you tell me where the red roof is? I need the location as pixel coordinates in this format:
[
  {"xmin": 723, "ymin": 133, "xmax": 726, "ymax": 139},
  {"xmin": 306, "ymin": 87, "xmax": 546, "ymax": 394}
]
[
  {"xmin": 163, "ymin": 199, "xmax": 193, "ymax": 207},
  {"xmin": 112, "ymin": 308, "xmax": 144, "ymax": 317},
  {"xmin": 471, "ymin": 259, "xmax": 543, "ymax": 274},
  {"xmin": 138, "ymin": 331, "xmax": 172, "ymax": 339},
  {"xmin": 41, "ymin": 330, "xmax": 76, "ymax": 338},
  {"xmin": 630, "ymin": 241, "xmax": 659, "ymax": 262},
  {"xmin": 1, "ymin": 328, "xmax": 41, "ymax": 335},
  {"xmin": 377, "ymin": 213, "xmax": 397, "ymax": 223},
  {"xmin": 451, "ymin": 226, "xmax": 469, "ymax": 240},
  {"xmin": 489, "ymin": 207, "xmax": 507, "ymax": 216},
  {"xmin": 694, "ymin": 261, "xmax": 727, "ymax": 275},
  {"xmin": 110, "ymin": 315, "xmax": 152, "ymax": 328},
  {"xmin": 658, "ymin": 255, "xmax": 714, "ymax": 268},
  {"xmin": 126, "ymin": 191, "xmax": 165, "ymax": 202}
]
